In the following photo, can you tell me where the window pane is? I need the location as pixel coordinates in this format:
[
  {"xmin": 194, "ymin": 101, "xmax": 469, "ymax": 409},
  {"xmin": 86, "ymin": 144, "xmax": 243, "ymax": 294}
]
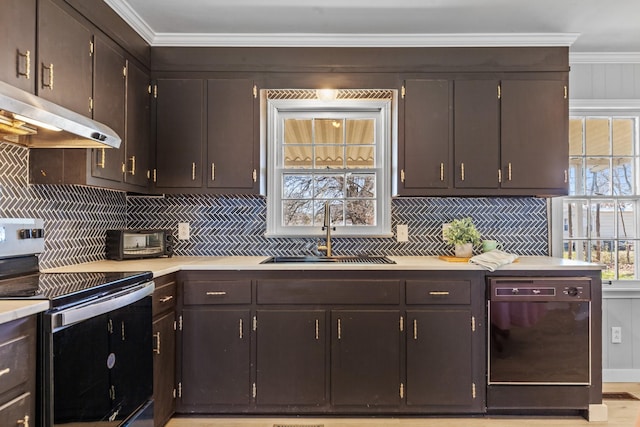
[
  {"xmin": 569, "ymin": 118, "xmax": 584, "ymax": 155},
  {"xmin": 346, "ymin": 200, "xmax": 376, "ymax": 226},
  {"xmin": 563, "ymin": 200, "xmax": 589, "ymax": 239},
  {"xmin": 589, "ymin": 200, "xmax": 615, "ymax": 239},
  {"xmin": 613, "ymin": 157, "xmax": 634, "ymax": 195},
  {"xmin": 315, "ymin": 146, "xmax": 344, "ymax": 168},
  {"xmin": 585, "ymin": 118, "xmax": 610, "ymax": 155},
  {"xmin": 347, "ymin": 174, "xmax": 375, "ymax": 198},
  {"xmin": 585, "ymin": 157, "xmax": 610, "ymax": 195},
  {"xmin": 569, "ymin": 157, "xmax": 584, "ymax": 195},
  {"xmin": 612, "ymin": 118, "xmax": 634, "ymax": 156},
  {"xmin": 618, "ymin": 240, "xmax": 637, "ymax": 280},
  {"xmin": 314, "ymin": 175, "xmax": 344, "ymax": 198},
  {"xmin": 591, "ymin": 240, "xmax": 615, "ymax": 279},
  {"xmin": 284, "ymin": 119, "xmax": 312, "ymax": 144},
  {"xmin": 346, "ymin": 119, "xmax": 375, "ymax": 145},
  {"xmin": 282, "ymin": 200, "xmax": 314, "ymax": 226},
  {"xmin": 346, "ymin": 146, "xmax": 375, "ymax": 168},
  {"xmin": 284, "ymin": 146, "xmax": 312, "ymax": 168},
  {"xmin": 563, "ymin": 240, "xmax": 589, "ymax": 261},
  {"xmin": 283, "ymin": 174, "xmax": 313, "ymax": 198},
  {"xmin": 315, "ymin": 119, "xmax": 344, "ymax": 144},
  {"xmin": 617, "ymin": 201, "xmax": 636, "ymax": 238}
]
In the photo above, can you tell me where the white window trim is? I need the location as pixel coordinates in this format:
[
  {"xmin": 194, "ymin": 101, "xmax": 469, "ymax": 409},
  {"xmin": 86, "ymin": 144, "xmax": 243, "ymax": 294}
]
[
  {"xmin": 551, "ymin": 99, "xmax": 640, "ymax": 285},
  {"xmin": 265, "ymin": 98, "xmax": 393, "ymax": 238}
]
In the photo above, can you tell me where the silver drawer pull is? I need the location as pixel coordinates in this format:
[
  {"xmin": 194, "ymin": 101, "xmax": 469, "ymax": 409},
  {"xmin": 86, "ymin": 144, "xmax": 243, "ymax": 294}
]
[
  {"xmin": 429, "ymin": 291, "xmax": 450, "ymax": 296},
  {"xmin": 159, "ymin": 295, "xmax": 174, "ymax": 303},
  {"xmin": 153, "ymin": 332, "xmax": 161, "ymax": 354},
  {"xmin": 0, "ymin": 367, "xmax": 10, "ymax": 376},
  {"xmin": 17, "ymin": 415, "xmax": 29, "ymax": 427},
  {"xmin": 206, "ymin": 291, "xmax": 227, "ymax": 296}
]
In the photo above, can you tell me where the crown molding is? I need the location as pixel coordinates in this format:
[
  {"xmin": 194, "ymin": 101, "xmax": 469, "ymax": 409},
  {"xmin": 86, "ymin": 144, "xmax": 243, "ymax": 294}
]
[
  {"xmin": 570, "ymin": 52, "xmax": 640, "ymax": 64},
  {"xmin": 103, "ymin": 0, "xmax": 155, "ymax": 44},
  {"xmin": 149, "ymin": 32, "xmax": 580, "ymax": 48}
]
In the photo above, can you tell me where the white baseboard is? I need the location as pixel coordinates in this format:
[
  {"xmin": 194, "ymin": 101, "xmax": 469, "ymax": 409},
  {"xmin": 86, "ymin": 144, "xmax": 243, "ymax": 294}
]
[{"xmin": 603, "ymin": 369, "xmax": 640, "ymax": 382}]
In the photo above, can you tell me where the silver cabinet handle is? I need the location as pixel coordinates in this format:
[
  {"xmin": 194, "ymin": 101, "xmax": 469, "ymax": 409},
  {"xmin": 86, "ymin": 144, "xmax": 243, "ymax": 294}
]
[
  {"xmin": 128, "ymin": 156, "xmax": 136, "ymax": 175},
  {"xmin": 191, "ymin": 162, "xmax": 196, "ymax": 181},
  {"xmin": 413, "ymin": 319, "xmax": 418, "ymax": 340},
  {"xmin": 17, "ymin": 415, "xmax": 29, "ymax": 427},
  {"xmin": 440, "ymin": 163, "xmax": 444, "ymax": 181},
  {"xmin": 461, "ymin": 162, "xmax": 465, "ymax": 181},
  {"xmin": 508, "ymin": 162, "xmax": 512, "ymax": 181},
  {"xmin": 211, "ymin": 163, "xmax": 215, "ymax": 181},
  {"xmin": 18, "ymin": 50, "xmax": 31, "ymax": 80},
  {"xmin": 0, "ymin": 367, "xmax": 10, "ymax": 376},
  {"xmin": 337, "ymin": 318, "xmax": 342, "ymax": 340},
  {"xmin": 429, "ymin": 291, "xmax": 450, "ymax": 296},
  {"xmin": 239, "ymin": 318, "xmax": 244, "ymax": 339},
  {"xmin": 315, "ymin": 319, "xmax": 319, "ymax": 340},
  {"xmin": 159, "ymin": 295, "xmax": 174, "ymax": 303},
  {"xmin": 42, "ymin": 63, "xmax": 54, "ymax": 89},
  {"xmin": 206, "ymin": 291, "xmax": 227, "ymax": 296}
]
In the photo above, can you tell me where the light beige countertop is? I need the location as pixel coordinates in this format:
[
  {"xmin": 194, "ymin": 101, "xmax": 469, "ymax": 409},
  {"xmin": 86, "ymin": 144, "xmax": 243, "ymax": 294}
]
[
  {"xmin": 0, "ymin": 300, "xmax": 49, "ymax": 326},
  {"xmin": 43, "ymin": 255, "xmax": 601, "ymax": 277}
]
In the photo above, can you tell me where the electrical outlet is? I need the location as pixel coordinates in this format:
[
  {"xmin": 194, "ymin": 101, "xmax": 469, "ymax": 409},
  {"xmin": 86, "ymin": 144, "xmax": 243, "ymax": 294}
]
[
  {"xmin": 442, "ymin": 223, "xmax": 451, "ymax": 242},
  {"xmin": 178, "ymin": 222, "xmax": 190, "ymax": 240},
  {"xmin": 611, "ymin": 326, "xmax": 622, "ymax": 344},
  {"xmin": 397, "ymin": 224, "xmax": 408, "ymax": 242}
]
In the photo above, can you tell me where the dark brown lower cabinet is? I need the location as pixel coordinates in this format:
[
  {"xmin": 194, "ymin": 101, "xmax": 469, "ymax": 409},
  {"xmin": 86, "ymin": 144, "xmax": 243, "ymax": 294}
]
[
  {"xmin": 180, "ymin": 309, "xmax": 251, "ymax": 407},
  {"xmin": 255, "ymin": 310, "xmax": 326, "ymax": 406},
  {"xmin": 406, "ymin": 309, "xmax": 474, "ymax": 408},
  {"xmin": 331, "ymin": 310, "xmax": 401, "ymax": 407},
  {"xmin": 152, "ymin": 311, "xmax": 175, "ymax": 427}
]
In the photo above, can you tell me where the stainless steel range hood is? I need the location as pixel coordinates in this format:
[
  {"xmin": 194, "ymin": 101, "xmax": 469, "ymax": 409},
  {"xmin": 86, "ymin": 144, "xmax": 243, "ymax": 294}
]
[{"xmin": 0, "ymin": 80, "xmax": 121, "ymax": 149}]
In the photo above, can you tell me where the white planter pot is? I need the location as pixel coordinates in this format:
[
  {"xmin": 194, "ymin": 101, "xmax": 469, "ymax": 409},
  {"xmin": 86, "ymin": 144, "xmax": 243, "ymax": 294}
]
[{"xmin": 454, "ymin": 242, "xmax": 473, "ymax": 258}]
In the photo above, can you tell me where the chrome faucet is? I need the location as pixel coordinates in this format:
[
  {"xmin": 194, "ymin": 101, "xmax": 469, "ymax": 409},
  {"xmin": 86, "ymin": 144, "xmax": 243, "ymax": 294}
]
[{"xmin": 318, "ymin": 201, "xmax": 335, "ymax": 257}]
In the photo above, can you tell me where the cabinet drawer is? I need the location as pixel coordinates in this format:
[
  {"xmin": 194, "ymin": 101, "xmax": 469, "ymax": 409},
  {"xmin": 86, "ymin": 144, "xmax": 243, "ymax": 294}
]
[
  {"xmin": 183, "ymin": 280, "xmax": 251, "ymax": 305},
  {"xmin": 257, "ymin": 280, "xmax": 400, "ymax": 304},
  {"xmin": 406, "ymin": 280, "xmax": 471, "ymax": 305},
  {"xmin": 0, "ymin": 392, "xmax": 30, "ymax": 424},
  {"xmin": 153, "ymin": 278, "xmax": 177, "ymax": 316},
  {"xmin": 0, "ymin": 335, "xmax": 30, "ymax": 396}
]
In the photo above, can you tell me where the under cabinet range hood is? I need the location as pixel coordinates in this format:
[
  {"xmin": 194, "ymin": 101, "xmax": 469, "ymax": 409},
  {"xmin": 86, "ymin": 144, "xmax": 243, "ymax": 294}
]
[{"xmin": 0, "ymin": 80, "xmax": 121, "ymax": 149}]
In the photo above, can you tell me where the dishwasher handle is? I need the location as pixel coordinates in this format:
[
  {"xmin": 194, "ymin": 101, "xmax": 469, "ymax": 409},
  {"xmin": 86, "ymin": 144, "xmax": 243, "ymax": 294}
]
[{"xmin": 53, "ymin": 281, "xmax": 155, "ymax": 330}]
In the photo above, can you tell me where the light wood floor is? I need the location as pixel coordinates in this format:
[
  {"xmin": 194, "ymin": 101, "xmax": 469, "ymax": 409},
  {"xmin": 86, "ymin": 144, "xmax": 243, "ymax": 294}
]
[{"xmin": 167, "ymin": 383, "xmax": 640, "ymax": 427}]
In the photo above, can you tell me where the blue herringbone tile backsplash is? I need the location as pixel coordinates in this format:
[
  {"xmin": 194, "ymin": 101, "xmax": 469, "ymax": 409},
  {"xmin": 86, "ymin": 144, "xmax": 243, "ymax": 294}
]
[{"xmin": 1, "ymin": 141, "xmax": 548, "ymax": 269}]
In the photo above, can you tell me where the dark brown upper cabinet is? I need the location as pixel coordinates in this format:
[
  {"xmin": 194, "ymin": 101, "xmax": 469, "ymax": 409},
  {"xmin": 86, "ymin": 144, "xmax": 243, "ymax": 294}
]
[
  {"xmin": 91, "ymin": 35, "xmax": 126, "ymax": 184},
  {"xmin": 500, "ymin": 79, "xmax": 569, "ymax": 193},
  {"xmin": 398, "ymin": 76, "xmax": 568, "ymax": 196},
  {"xmin": 152, "ymin": 78, "xmax": 259, "ymax": 194},
  {"xmin": 401, "ymin": 79, "xmax": 452, "ymax": 192},
  {"xmin": 124, "ymin": 60, "xmax": 151, "ymax": 189},
  {"xmin": 0, "ymin": 0, "xmax": 36, "ymax": 93},
  {"xmin": 153, "ymin": 78, "xmax": 205, "ymax": 189},
  {"xmin": 37, "ymin": 0, "xmax": 93, "ymax": 117},
  {"xmin": 207, "ymin": 79, "xmax": 258, "ymax": 192}
]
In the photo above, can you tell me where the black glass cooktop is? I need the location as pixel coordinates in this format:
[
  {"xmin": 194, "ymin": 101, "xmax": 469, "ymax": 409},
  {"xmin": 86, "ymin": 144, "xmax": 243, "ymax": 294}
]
[{"xmin": 0, "ymin": 271, "xmax": 153, "ymax": 309}]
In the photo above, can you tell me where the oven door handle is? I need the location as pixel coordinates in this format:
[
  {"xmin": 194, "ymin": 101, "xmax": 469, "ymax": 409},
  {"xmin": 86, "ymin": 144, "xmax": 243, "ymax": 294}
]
[{"xmin": 55, "ymin": 281, "xmax": 155, "ymax": 329}]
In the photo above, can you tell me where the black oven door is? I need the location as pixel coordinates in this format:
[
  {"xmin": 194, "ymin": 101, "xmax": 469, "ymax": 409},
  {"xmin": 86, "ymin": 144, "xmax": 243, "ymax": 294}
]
[
  {"xmin": 489, "ymin": 299, "xmax": 591, "ymax": 385},
  {"xmin": 41, "ymin": 289, "xmax": 153, "ymax": 427}
]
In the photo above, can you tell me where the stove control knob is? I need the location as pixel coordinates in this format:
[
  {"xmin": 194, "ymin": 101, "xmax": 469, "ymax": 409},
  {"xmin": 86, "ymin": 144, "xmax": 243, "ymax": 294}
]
[
  {"xmin": 567, "ymin": 287, "xmax": 579, "ymax": 297},
  {"xmin": 511, "ymin": 288, "xmax": 519, "ymax": 295}
]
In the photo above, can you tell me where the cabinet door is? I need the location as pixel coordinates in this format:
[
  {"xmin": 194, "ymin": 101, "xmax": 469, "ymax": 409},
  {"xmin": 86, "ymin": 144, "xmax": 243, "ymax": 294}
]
[
  {"xmin": 125, "ymin": 61, "xmax": 151, "ymax": 189},
  {"xmin": 401, "ymin": 79, "xmax": 451, "ymax": 192},
  {"xmin": 153, "ymin": 311, "xmax": 175, "ymax": 427},
  {"xmin": 454, "ymin": 80, "xmax": 500, "ymax": 189},
  {"xmin": 331, "ymin": 310, "xmax": 400, "ymax": 406},
  {"xmin": 256, "ymin": 310, "xmax": 326, "ymax": 406},
  {"xmin": 207, "ymin": 79, "xmax": 257, "ymax": 192},
  {"xmin": 91, "ymin": 35, "xmax": 126, "ymax": 183},
  {"xmin": 37, "ymin": 0, "xmax": 93, "ymax": 116},
  {"xmin": 406, "ymin": 309, "xmax": 474, "ymax": 409},
  {"xmin": 155, "ymin": 79, "xmax": 204, "ymax": 188},
  {"xmin": 0, "ymin": 0, "xmax": 36, "ymax": 92},
  {"xmin": 501, "ymin": 79, "xmax": 569, "ymax": 191},
  {"xmin": 181, "ymin": 309, "xmax": 251, "ymax": 406}
]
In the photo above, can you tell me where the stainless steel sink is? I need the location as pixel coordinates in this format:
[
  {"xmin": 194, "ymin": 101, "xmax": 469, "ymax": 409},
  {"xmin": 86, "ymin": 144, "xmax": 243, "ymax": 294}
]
[{"xmin": 260, "ymin": 255, "xmax": 395, "ymax": 264}]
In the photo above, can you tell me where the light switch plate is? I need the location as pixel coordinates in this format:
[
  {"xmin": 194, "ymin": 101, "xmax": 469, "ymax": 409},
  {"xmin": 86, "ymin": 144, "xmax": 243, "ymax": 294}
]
[
  {"xmin": 397, "ymin": 224, "xmax": 408, "ymax": 242},
  {"xmin": 178, "ymin": 222, "xmax": 190, "ymax": 240},
  {"xmin": 612, "ymin": 326, "xmax": 622, "ymax": 343},
  {"xmin": 442, "ymin": 223, "xmax": 451, "ymax": 242}
]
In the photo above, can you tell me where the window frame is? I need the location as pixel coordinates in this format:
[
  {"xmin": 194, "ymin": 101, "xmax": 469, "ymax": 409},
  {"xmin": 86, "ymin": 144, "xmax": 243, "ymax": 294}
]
[
  {"xmin": 551, "ymin": 100, "xmax": 640, "ymax": 284},
  {"xmin": 265, "ymin": 98, "xmax": 393, "ymax": 238}
]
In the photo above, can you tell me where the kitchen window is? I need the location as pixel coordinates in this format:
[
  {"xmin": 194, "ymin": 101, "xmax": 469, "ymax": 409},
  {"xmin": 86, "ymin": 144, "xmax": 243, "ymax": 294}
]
[
  {"xmin": 556, "ymin": 111, "xmax": 640, "ymax": 281},
  {"xmin": 265, "ymin": 91, "xmax": 393, "ymax": 237}
]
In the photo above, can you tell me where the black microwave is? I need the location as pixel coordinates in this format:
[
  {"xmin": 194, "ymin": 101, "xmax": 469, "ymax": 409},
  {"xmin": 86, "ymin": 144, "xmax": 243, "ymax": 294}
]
[{"xmin": 106, "ymin": 229, "xmax": 173, "ymax": 260}]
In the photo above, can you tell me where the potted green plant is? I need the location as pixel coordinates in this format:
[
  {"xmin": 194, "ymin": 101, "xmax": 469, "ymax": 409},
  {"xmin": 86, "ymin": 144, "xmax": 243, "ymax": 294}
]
[{"xmin": 443, "ymin": 217, "xmax": 481, "ymax": 258}]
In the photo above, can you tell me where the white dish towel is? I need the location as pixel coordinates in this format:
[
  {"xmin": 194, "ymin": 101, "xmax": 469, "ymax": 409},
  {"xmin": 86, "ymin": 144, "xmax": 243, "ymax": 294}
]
[{"xmin": 468, "ymin": 249, "xmax": 518, "ymax": 271}]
